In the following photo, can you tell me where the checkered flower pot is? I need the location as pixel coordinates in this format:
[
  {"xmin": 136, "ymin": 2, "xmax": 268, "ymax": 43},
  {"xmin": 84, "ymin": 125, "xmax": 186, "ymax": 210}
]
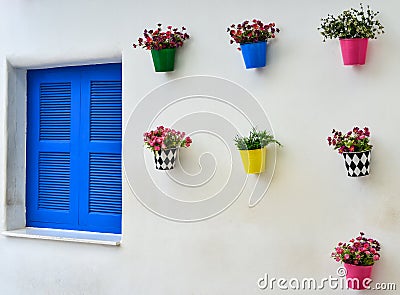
[
  {"xmin": 154, "ymin": 148, "xmax": 179, "ymax": 170},
  {"xmin": 342, "ymin": 151, "xmax": 371, "ymax": 177}
]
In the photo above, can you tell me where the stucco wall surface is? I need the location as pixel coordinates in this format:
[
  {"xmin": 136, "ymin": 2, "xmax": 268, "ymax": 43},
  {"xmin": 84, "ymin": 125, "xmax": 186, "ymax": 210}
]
[{"xmin": 0, "ymin": 0, "xmax": 399, "ymax": 294}]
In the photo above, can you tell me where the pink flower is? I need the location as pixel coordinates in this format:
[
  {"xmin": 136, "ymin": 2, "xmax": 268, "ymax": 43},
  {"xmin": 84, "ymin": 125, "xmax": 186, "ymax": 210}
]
[
  {"xmin": 373, "ymin": 255, "xmax": 380, "ymax": 261},
  {"xmin": 144, "ymin": 127, "xmax": 192, "ymax": 152},
  {"xmin": 344, "ymin": 254, "xmax": 350, "ymax": 260},
  {"xmin": 185, "ymin": 136, "xmax": 192, "ymax": 147}
]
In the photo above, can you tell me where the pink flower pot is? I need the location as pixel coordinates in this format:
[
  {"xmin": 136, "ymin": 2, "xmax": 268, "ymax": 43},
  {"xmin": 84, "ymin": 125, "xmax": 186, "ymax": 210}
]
[
  {"xmin": 339, "ymin": 38, "xmax": 369, "ymax": 66},
  {"xmin": 344, "ymin": 263, "xmax": 373, "ymax": 290}
]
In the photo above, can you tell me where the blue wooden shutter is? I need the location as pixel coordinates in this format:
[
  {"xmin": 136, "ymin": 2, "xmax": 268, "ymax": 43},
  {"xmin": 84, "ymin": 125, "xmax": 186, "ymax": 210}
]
[
  {"xmin": 79, "ymin": 64, "xmax": 122, "ymax": 234},
  {"xmin": 26, "ymin": 64, "xmax": 122, "ymax": 234},
  {"xmin": 26, "ymin": 68, "xmax": 81, "ymax": 229}
]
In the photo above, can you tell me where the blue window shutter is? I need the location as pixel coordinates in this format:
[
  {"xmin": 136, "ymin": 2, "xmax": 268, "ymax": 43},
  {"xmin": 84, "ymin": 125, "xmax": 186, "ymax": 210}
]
[
  {"xmin": 79, "ymin": 64, "xmax": 122, "ymax": 234},
  {"xmin": 26, "ymin": 64, "xmax": 122, "ymax": 234},
  {"xmin": 26, "ymin": 68, "xmax": 81, "ymax": 229}
]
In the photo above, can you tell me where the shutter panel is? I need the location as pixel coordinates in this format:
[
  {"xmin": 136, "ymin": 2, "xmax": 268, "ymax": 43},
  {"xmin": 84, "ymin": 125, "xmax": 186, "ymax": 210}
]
[
  {"xmin": 79, "ymin": 64, "xmax": 122, "ymax": 234},
  {"xmin": 89, "ymin": 153, "xmax": 122, "ymax": 214},
  {"xmin": 38, "ymin": 152, "xmax": 70, "ymax": 211},
  {"xmin": 26, "ymin": 69, "xmax": 80, "ymax": 228},
  {"xmin": 90, "ymin": 81, "xmax": 122, "ymax": 141},
  {"xmin": 39, "ymin": 82, "xmax": 71, "ymax": 140}
]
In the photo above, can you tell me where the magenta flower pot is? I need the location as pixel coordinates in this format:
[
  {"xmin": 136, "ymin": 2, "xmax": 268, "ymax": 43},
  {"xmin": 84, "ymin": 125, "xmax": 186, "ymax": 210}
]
[
  {"xmin": 339, "ymin": 38, "xmax": 368, "ymax": 65},
  {"xmin": 344, "ymin": 263, "xmax": 373, "ymax": 290}
]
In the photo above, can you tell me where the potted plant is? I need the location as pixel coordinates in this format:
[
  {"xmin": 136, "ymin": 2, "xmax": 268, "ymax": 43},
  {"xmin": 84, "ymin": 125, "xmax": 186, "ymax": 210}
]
[
  {"xmin": 133, "ymin": 24, "xmax": 190, "ymax": 72},
  {"xmin": 327, "ymin": 127, "xmax": 372, "ymax": 177},
  {"xmin": 318, "ymin": 3, "xmax": 385, "ymax": 65},
  {"xmin": 227, "ymin": 19, "xmax": 280, "ymax": 69},
  {"xmin": 331, "ymin": 232, "xmax": 381, "ymax": 290},
  {"xmin": 234, "ymin": 127, "xmax": 281, "ymax": 174},
  {"xmin": 143, "ymin": 126, "xmax": 192, "ymax": 170}
]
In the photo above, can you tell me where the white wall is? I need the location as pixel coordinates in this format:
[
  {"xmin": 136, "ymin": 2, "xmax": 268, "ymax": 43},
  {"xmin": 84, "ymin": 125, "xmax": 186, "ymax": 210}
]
[{"xmin": 1, "ymin": 0, "xmax": 399, "ymax": 294}]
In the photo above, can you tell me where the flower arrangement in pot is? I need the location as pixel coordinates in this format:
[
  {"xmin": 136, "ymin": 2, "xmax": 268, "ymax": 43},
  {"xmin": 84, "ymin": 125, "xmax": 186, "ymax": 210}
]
[
  {"xmin": 133, "ymin": 24, "xmax": 190, "ymax": 72},
  {"xmin": 144, "ymin": 126, "xmax": 192, "ymax": 170},
  {"xmin": 234, "ymin": 127, "xmax": 281, "ymax": 174},
  {"xmin": 227, "ymin": 19, "xmax": 280, "ymax": 69},
  {"xmin": 331, "ymin": 232, "xmax": 381, "ymax": 290},
  {"xmin": 318, "ymin": 3, "xmax": 385, "ymax": 66},
  {"xmin": 327, "ymin": 127, "xmax": 372, "ymax": 177}
]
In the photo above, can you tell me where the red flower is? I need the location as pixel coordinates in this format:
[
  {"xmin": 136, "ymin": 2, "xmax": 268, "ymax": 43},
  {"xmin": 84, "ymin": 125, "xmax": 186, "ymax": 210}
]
[
  {"xmin": 328, "ymin": 127, "xmax": 372, "ymax": 154},
  {"xmin": 133, "ymin": 24, "xmax": 190, "ymax": 50},
  {"xmin": 227, "ymin": 19, "xmax": 279, "ymax": 49}
]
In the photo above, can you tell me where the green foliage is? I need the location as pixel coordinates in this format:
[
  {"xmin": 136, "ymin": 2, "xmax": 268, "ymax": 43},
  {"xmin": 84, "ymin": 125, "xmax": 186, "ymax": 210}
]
[
  {"xmin": 318, "ymin": 3, "xmax": 385, "ymax": 41},
  {"xmin": 234, "ymin": 127, "xmax": 281, "ymax": 150}
]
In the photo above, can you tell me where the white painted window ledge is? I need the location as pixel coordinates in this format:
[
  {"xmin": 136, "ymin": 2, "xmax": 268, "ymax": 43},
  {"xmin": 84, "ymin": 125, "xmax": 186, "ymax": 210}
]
[{"xmin": 2, "ymin": 227, "xmax": 121, "ymax": 246}]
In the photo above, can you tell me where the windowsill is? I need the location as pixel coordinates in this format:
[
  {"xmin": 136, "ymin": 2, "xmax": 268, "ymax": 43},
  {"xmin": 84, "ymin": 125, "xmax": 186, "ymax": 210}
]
[{"xmin": 2, "ymin": 227, "xmax": 121, "ymax": 246}]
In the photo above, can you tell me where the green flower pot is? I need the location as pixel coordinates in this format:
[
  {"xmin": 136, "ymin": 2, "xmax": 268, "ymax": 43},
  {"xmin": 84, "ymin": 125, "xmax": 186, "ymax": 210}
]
[{"xmin": 151, "ymin": 48, "xmax": 176, "ymax": 72}]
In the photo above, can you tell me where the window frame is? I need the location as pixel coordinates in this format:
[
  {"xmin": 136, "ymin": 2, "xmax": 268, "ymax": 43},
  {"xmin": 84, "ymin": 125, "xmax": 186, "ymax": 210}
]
[{"xmin": 3, "ymin": 60, "xmax": 123, "ymax": 244}]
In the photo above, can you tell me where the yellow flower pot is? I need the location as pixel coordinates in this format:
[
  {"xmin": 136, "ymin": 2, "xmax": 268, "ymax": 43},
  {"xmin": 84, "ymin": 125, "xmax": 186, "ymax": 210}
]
[{"xmin": 239, "ymin": 147, "xmax": 267, "ymax": 174}]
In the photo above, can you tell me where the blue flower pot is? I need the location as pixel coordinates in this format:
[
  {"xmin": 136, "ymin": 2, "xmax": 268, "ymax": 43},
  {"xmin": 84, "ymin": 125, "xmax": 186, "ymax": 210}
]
[{"xmin": 240, "ymin": 41, "xmax": 267, "ymax": 69}]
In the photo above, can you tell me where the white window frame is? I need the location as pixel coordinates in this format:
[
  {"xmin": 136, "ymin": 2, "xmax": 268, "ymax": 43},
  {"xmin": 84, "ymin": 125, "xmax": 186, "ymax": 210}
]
[{"xmin": 2, "ymin": 59, "xmax": 123, "ymax": 246}]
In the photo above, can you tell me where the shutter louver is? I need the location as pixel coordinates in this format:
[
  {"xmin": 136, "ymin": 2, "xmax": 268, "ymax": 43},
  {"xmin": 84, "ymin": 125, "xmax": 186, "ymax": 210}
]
[
  {"xmin": 90, "ymin": 81, "xmax": 122, "ymax": 141},
  {"xmin": 40, "ymin": 82, "xmax": 71, "ymax": 140},
  {"xmin": 89, "ymin": 153, "xmax": 122, "ymax": 214},
  {"xmin": 38, "ymin": 152, "xmax": 70, "ymax": 211}
]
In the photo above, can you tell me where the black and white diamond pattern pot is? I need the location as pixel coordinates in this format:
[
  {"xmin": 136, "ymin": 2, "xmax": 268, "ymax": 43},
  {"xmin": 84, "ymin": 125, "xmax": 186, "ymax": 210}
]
[
  {"xmin": 154, "ymin": 148, "xmax": 179, "ymax": 170},
  {"xmin": 342, "ymin": 151, "xmax": 371, "ymax": 177}
]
